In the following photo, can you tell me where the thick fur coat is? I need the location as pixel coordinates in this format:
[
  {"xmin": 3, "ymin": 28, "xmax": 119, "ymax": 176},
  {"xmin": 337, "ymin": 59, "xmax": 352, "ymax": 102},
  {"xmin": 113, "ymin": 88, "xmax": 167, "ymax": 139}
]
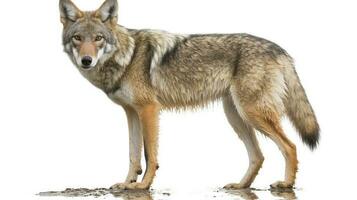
[{"xmin": 60, "ymin": 0, "xmax": 319, "ymax": 190}]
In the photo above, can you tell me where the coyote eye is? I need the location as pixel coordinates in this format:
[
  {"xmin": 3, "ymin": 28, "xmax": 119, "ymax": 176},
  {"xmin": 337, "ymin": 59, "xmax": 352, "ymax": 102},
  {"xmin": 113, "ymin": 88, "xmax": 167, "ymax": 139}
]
[
  {"xmin": 72, "ymin": 35, "xmax": 82, "ymax": 41},
  {"xmin": 95, "ymin": 35, "xmax": 104, "ymax": 42}
]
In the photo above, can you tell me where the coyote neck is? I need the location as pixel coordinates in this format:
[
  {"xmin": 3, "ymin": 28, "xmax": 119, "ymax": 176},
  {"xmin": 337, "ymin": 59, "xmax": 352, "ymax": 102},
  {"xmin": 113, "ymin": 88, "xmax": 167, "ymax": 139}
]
[{"xmin": 79, "ymin": 58, "xmax": 126, "ymax": 93}]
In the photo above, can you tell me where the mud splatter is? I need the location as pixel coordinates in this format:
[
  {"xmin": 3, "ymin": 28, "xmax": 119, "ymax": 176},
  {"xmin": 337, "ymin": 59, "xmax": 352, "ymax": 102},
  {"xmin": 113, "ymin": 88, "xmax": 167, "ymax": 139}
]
[
  {"xmin": 38, "ymin": 188, "xmax": 170, "ymax": 199},
  {"xmin": 38, "ymin": 188, "xmax": 111, "ymax": 198}
]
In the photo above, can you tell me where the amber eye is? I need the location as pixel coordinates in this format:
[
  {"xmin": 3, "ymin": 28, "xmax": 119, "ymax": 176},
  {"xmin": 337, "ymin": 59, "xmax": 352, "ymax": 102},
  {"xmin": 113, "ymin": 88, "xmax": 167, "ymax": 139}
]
[
  {"xmin": 72, "ymin": 35, "xmax": 82, "ymax": 41},
  {"xmin": 95, "ymin": 35, "xmax": 104, "ymax": 42}
]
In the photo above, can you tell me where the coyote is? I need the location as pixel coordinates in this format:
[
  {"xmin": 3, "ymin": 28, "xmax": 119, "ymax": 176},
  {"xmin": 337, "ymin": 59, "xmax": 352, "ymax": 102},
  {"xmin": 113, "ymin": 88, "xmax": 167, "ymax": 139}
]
[{"xmin": 59, "ymin": 0, "xmax": 320, "ymax": 190}]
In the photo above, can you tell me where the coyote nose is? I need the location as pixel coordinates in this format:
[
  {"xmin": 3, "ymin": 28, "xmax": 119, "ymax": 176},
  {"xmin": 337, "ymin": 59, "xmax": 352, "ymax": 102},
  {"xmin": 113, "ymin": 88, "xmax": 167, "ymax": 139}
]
[{"xmin": 81, "ymin": 56, "xmax": 92, "ymax": 68}]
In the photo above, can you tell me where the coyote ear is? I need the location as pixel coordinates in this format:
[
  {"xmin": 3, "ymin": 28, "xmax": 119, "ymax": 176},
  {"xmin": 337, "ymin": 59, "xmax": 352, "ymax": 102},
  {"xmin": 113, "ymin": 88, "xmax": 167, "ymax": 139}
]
[
  {"xmin": 59, "ymin": 0, "xmax": 83, "ymax": 24},
  {"xmin": 95, "ymin": 0, "xmax": 118, "ymax": 23}
]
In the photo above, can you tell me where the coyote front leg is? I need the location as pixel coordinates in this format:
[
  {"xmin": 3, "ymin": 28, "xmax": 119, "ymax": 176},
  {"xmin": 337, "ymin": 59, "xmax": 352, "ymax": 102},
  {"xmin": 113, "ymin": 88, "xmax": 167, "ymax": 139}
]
[
  {"xmin": 111, "ymin": 106, "xmax": 143, "ymax": 190},
  {"xmin": 121, "ymin": 104, "xmax": 160, "ymax": 190},
  {"xmin": 124, "ymin": 107, "xmax": 143, "ymax": 183}
]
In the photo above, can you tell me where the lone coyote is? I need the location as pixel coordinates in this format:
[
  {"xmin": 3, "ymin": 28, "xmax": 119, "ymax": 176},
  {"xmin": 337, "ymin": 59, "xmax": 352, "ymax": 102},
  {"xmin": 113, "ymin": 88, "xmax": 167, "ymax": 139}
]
[{"xmin": 59, "ymin": 0, "xmax": 320, "ymax": 190}]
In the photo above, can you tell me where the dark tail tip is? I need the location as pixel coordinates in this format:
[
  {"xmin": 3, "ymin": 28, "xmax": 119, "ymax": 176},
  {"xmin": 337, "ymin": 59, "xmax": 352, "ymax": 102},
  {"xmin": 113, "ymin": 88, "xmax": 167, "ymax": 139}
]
[{"xmin": 302, "ymin": 130, "xmax": 320, "ymax": 151}]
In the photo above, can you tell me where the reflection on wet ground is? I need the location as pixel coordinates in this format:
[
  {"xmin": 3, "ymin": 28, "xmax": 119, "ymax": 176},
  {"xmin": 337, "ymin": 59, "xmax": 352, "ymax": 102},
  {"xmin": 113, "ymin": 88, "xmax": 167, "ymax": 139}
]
[
  {"xmin": 38, "ymin": 187, "xmax": 298, "ymax": 199},
  {"xmin": 224, "ymin": 188, "xmax": 297, "ymax": 200}
]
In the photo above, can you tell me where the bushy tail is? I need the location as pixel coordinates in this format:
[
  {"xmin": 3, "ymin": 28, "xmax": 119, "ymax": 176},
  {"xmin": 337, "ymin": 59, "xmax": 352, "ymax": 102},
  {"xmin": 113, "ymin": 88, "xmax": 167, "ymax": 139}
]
[{"xmin": 283, "ymin": 61, "xmax": 320, "ymax": 150}]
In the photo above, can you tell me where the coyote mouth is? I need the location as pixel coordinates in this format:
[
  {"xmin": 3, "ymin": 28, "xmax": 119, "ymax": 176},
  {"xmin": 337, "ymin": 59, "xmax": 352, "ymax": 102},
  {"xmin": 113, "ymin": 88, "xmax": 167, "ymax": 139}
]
[{"xmin": 80, "ymin": 65, "xmax": 93, "ymax": 70}]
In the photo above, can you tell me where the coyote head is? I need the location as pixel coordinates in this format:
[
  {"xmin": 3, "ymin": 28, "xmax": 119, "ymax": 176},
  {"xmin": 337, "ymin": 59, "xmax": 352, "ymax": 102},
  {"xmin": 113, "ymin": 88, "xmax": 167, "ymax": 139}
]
[{"xmin": 59, "ymin": 0, "xmax": 119, "ymax": 70}]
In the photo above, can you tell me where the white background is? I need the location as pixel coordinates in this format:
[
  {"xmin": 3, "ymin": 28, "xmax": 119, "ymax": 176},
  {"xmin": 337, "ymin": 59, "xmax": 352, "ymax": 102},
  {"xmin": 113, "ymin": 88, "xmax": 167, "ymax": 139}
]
[{"xmin": 0, "ymin": 0, "xmax": 356, "ymax": 199}]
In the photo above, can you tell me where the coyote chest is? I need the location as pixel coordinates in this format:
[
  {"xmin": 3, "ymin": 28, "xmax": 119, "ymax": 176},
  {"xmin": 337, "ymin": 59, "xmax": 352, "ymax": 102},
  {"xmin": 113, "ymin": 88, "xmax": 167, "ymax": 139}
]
[{"xmin": 107, "ymin": 82, "xmax": 134, "ymax": 106}]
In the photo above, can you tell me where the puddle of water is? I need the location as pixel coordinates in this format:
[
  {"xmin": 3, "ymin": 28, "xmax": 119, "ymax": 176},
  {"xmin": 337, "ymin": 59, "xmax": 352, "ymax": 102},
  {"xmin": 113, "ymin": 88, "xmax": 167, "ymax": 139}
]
[{"xmin": 38, "ymin": 187, "xmax": 298, "ymax": 200}]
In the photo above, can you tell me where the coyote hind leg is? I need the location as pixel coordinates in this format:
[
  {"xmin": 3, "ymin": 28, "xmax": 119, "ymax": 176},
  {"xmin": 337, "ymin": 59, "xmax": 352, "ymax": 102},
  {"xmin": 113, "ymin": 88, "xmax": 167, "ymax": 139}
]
[
  {"xmin": 222, "ymin": 96, "xmax": 264, "ymax": 189},
  {"xmin": 244, "ymin": 105, "xmax": 298, "ymax": 189}
]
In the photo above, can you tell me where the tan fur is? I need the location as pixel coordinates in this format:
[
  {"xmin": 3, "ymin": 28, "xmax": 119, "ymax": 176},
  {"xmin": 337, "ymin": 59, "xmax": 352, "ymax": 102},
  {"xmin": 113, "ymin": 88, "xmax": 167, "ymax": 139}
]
[
  {"xmin": 243, "ymin": 105, "xmax": 298, "ymax": 187},
  {"xmin": 133, "ymin": 104, "xmax": 160, "ymax": 189},
  {"xmin": 79, "ymin": 42, "xmax": 97, "ymax": 57},
  {"xmin": 60, "ymin": 0, "xmax": 320, "ymax": 190}
]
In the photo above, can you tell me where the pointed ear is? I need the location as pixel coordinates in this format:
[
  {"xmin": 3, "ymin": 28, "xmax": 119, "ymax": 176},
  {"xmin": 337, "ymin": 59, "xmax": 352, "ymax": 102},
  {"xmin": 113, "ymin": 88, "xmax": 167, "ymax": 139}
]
[
  {"xmin": 95, "ymin": 0, "xmax": 118, "ymax": 23},
  {"xmin": 59, "ymin": 0, "xmax": 83, "ymax": 24}
]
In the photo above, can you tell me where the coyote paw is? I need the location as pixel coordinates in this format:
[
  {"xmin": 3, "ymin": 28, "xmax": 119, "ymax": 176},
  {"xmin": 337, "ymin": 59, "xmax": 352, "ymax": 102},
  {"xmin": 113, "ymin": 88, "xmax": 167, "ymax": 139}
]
[
  {"xmin": 110, "ymin": 182, "xmax": 150, "ymax": 190},
  {"xmin": 110, "ymin": 182, "xmax": 130, "ymax": 190},
  {"xmin": 125, "ymin": 182, "xmax": 150, "ymax": 190},
  {"xmin": 223, "ymin": 183, "xmax": 250, "ymax": 190},
  {"xmin": 270, "ymin": 181, "xmax": 293, "ymax": 189}
]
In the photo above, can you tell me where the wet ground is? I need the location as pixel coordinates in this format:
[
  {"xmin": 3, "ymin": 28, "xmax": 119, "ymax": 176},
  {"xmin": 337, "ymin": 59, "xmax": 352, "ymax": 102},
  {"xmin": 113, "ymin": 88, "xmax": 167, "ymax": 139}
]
[{"xmin": 38, "ymin": 187, "xmax": 298, "ymax": 200}]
